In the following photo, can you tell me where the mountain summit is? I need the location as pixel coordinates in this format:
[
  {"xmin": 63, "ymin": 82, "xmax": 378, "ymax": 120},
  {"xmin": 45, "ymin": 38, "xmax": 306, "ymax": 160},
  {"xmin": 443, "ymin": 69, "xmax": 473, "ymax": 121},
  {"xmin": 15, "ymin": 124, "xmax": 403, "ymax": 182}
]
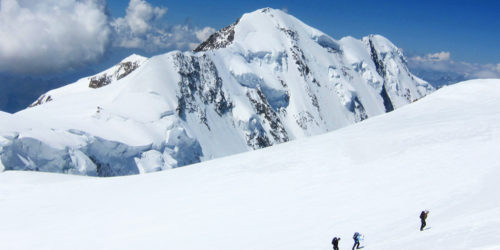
[{"xmin": 0, "ymin": 8, "xmax": 433, "ymax": 176}]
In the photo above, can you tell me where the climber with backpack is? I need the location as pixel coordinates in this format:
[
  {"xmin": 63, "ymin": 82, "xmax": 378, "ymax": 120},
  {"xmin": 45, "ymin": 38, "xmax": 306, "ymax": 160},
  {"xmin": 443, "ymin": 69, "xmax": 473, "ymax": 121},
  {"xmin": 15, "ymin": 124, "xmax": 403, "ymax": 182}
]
[
  {"xmin": 420, "ymin": 210, "xmax": 429, "ymax": 231},
  {"xmin": 332, "ymin": 236, "xmax": 340, "ymax": 250},
  {"xmin": 352, "ymin": 232, "xmax": 362, "ymax": 250}
]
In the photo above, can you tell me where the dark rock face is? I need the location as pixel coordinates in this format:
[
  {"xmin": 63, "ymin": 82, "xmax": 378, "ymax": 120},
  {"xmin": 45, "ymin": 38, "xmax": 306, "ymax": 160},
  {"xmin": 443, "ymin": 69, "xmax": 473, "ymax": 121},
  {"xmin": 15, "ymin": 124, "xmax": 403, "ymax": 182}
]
[
  {"xmin": 28, "ymin": 59, "xmax": 144, "ymax": 109},
  {"xmin": 173, "ymin": 53, "xmax": 233, "ymax": 126},
  {"xmin": 380, "ymin": 84, "xmax": 394, "ymax": 112},
  {"xmin": 295, "ymin": 111, "xmax": 316, "ymax": 130},
  {"xmin": 194, "ymin": 19, "xmax": 240, "ymax": 52},
  {"xmin": 368, "ymin": 38, "xmax": 386, "ymax": 79},
  {"xmin": 281, "ymin": 27, "xmax": 321, "ymax": 88},
  {"xmin": 348, "ymin": 96, "xmax": 368, "ymax": 122},
  {"xmin": 246, "ymin": 88, "xmax": 289, "ymax": 149},
  {"xmin": 28, "ymin": 94, "xmax": 53, "ymax": 108},
  {"xmin": 89, "ymin": 61, "xmax": 141, "ymax": 89},
  {"xmin": 281, "ymin": 28, "xmax": 308, "ymax": 79},
  {"xmin": 116, "ymin": 61, "xmax": 141, "ymax": 80},
  {"xmin": 89, "ymin": 74, "xmax": 112, "ymax": 89},
  {"xmin": 245, "ymin": 115, "xmax": 272, "ymax": 149},
  {"xmin": 368, "ymin": 37, "xmax": 395, "ymax": 112}
]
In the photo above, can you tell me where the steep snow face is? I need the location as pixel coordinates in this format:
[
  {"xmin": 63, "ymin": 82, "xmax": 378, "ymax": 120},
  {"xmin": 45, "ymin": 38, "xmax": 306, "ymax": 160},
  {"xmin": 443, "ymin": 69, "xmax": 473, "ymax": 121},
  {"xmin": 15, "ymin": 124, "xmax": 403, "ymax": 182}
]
[
  {"xmin": 28, "ymin": 54, "xmax": 148, "ymax": 108},
  {"xmin": 362, "ymin": 35, "xmax": 432, "ymax": 109},
  {"xmin": 0, "ymin": 80, "xmax": 499, "ymax": 250},
  {"xmin": 0, "ymin": 8, "xmax": 433, "ymax": 176}
]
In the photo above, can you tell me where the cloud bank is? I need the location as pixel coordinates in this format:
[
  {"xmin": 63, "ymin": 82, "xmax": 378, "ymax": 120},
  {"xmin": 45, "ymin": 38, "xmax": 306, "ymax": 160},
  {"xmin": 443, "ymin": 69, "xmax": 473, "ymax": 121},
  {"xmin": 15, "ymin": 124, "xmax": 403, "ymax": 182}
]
[
  {"xmin": 412, "ymin": 51, "xmax": 450, "ymax": 62},
  {"xmin": 0, "ymin": 0, "xmax": 111, "ymax": 74},
  {"xmin": 0, "ymin": 0, "xmax": 215, "ymax": 74},
  {"xmin": 408, "ymin": 51, "xmax": 500, "ymax": 87},
  {"xmin": 111, "ymin": 0, "xmax": 215, "ymax": 51}
]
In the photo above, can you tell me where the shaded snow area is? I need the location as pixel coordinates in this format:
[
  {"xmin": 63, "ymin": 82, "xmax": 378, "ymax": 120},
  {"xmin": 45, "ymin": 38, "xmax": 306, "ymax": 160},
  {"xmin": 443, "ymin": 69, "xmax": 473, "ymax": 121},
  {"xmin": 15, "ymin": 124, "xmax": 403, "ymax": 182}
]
[
  {"xmin": 0, "ymin": 79, "xmax": 499, "ymax": 249},
  {"xmin": 0, "ymin": 8, "xmax": 433, "ymax": 176}
]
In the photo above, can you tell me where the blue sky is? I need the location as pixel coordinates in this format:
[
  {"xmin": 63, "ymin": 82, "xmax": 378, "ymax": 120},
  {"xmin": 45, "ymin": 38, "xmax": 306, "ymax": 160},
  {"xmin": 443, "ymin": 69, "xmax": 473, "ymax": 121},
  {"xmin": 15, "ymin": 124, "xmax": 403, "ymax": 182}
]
[
  {"xmin": 106, "ymin": 0, "xmax": 500, "ymax": 64},
  {"xmin": 0, "ymin": 0, "xmax": 499, "ymax": 113}
]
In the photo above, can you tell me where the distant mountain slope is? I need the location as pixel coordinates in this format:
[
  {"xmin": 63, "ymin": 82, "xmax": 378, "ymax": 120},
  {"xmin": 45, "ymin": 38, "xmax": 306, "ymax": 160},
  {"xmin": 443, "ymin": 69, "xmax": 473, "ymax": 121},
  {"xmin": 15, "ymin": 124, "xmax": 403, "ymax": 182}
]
[
  {"xmin": 0, "ymin": 79, "xmax": 499, "ymax": 250},
  {"xmin": 0, "ymin": 8, "xmax": 433, "ymax": 176},
  {"xmin": 28, "ymin": 54, "xmax": 148, "ymax": 107}
]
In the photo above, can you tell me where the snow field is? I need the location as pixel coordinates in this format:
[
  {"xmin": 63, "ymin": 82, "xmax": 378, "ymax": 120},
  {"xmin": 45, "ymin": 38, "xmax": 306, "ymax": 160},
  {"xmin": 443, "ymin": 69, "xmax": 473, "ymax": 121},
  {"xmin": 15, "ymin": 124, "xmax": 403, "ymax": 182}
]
[{"xmin": 0, "ymin": 79, "xmax": 499, "ymax": 249}]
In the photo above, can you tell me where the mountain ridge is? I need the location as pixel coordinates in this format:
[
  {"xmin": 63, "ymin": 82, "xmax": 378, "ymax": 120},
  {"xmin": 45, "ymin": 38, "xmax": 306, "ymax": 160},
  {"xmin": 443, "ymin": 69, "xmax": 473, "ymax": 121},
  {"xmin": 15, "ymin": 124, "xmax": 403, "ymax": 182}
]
[{"xmin": 0, "ymin": 8, "xmax": 433, "ymax": 176}]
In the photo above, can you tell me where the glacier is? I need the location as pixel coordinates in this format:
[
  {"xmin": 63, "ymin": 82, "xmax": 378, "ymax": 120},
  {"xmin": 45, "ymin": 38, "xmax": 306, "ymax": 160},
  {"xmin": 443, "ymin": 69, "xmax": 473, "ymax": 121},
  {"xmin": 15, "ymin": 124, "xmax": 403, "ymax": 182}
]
[{"xmin": 0, "ymin": 8, "xmax": 433, "ymax": 176}]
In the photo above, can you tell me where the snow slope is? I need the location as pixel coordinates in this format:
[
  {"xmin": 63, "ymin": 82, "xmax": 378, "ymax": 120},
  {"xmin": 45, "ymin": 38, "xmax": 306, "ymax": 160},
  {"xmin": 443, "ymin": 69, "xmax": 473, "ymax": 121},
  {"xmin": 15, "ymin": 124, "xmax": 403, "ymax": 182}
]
[
  {"xmin": 0, "ymin": 8, "xmax": 433, "ymax": 176},
  {"xmin": 0, "ymin": 79, "xmax": 499, "ymax": 249},
  {"xmin": 28, "ymin": 54, "xmax": 148, "ymax": 107}
]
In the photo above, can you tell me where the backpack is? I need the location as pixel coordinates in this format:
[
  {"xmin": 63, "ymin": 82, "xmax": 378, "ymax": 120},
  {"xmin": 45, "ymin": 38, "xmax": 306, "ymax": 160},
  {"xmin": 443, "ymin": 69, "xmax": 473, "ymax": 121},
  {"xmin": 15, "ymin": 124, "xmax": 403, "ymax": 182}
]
[
  {"xmin": 332, "ymin": 237, "xmax": 340, "ymax": 245},
  {"xmin": 420, "ymin": 211, "xmax": 427, "ymax": 219},
  {"xmin": 353, "ymin": 232, "xmax": 359, "ymax": 240}
]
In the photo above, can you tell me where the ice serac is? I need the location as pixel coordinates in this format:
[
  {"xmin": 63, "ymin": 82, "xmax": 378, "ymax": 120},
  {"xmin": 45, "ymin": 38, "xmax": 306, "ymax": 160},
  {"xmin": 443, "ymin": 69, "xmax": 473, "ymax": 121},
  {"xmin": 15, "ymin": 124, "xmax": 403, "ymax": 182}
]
[{"xmin": 0, "ymin": 8, "xmax": 433, "ymax": 176}]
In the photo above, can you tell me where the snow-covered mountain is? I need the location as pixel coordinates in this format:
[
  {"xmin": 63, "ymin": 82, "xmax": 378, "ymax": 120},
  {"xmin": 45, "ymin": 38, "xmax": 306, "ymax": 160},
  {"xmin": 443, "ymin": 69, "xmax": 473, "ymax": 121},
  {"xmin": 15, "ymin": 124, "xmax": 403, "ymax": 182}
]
[
  {"xmin": 28, "ymin": 54, "xmax": 148, "ymax": 107},
  {"xmin": 1, "ymin": 79, "xmax": 499, "ymax": 250},
  {"xmin": 0, "ymin": 8, "xmax": 433, "ymax": 176}
]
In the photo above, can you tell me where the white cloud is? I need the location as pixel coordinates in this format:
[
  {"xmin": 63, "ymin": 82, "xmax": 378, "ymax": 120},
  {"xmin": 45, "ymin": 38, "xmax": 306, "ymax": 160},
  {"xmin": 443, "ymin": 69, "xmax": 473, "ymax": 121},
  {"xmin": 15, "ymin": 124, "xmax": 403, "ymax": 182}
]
[
  {"xmin": 474, "ymin": 66, "xmax": 500, "ymax": 78},
  {"xmin": 111, "ymin": 0, "xmax": 215, "ymax": 51},
  {"xmin": 429, "ymin": 51, "xmax": 450, "ymax": 61},
  {"xmin": 0, "ymin": 0, "xmax": 111, "ymax": 74},
  {"xmin": 195, "ymin": 27, "xmax": 216, "ymax": 42},
  {"xmin": 408, "ymin": 52, "xmax": 500, "ymax": 86},
  {"xmin": 111, "ymin": 0, "xmax": 166, "ymax": 38},
  {"xmin": 412, "ymin": 51, "xmax": 450, "ymax": 62},
  {"xmin": 125, "ymin": 0, "xmax": 166, "ymax": 34},
  {"xmin": 0, "ymin": 0, "xmax": 216, "ymax": 74}
]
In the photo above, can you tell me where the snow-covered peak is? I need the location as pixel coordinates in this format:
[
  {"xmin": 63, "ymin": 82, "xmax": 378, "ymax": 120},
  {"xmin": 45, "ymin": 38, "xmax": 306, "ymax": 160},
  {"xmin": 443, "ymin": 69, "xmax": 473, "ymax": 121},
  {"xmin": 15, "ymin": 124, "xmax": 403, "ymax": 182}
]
[
  {"xmin": 195, "ymin": 7, "xmax": 339, "ymax": 54},
  {"xmin": 237, "ymin": 8, "xmax": 338, "ymax": 52},
  {"xmin": 3, "ymin": 8, "xmax": 433, "ymax": 176},
  {"xmin": 120, "ymin": 54, "xmax": 148, "ymax": 64},
  {"xmin": 237, "ymin": 7, "xmax": 333, "ymax": 40},
  {"xmin": 87, "ymin": 53, "xmax": 148, "ymax": 88},
  {"xmin": 363, "ymin": 34, "xmax": 398, "ymax": 54}
]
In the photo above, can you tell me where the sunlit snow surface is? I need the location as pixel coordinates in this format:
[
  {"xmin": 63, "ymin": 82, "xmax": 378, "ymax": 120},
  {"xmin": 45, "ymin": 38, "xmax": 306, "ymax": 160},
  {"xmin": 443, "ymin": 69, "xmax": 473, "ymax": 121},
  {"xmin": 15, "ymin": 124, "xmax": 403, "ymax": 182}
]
[
  {"xmin": 0, "ymin": 79, "xmax": 499, "ymax": 249},
  {"xmin": 0, "ymin": 8, "xmax": 433, "ymax": 176}
]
